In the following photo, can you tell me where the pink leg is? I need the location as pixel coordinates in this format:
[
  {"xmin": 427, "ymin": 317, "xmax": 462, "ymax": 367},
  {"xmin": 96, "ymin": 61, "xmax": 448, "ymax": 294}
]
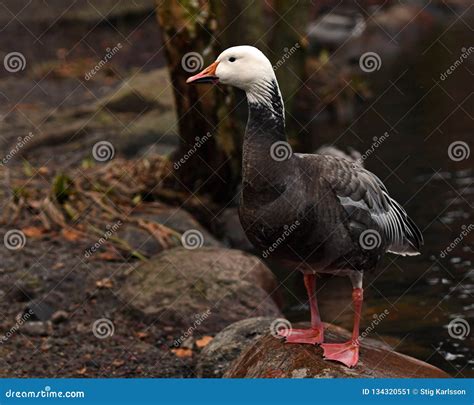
[
  {"xmin": 278, "ymin": 274, "xmax": 324, "ymax": 344},
  {"xmin": 321, "ymin": 287, "xmax": 363, "ymax": 367}
]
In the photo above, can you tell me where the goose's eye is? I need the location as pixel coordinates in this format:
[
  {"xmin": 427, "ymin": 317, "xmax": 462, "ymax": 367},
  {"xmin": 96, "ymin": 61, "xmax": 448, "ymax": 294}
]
[{"xmin": 228, "ymin": 57, "xmax": 236, "ymax": 62}]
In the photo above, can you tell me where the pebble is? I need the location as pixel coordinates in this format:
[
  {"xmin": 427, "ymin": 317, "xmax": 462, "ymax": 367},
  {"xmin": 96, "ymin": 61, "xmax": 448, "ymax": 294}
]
[
  {"xmin": 51, "ymin": 310, "xmax": 69, "ymax": 324},
  {"xmin": 22, "ymin": 321, "xmax": 53, "ymax": 336}
]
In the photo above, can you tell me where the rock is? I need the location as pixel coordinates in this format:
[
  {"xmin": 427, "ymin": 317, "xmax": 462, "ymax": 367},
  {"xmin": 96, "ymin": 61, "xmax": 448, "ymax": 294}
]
[
  {"xmin": 51, "ymin": 310, "xmax": 69, "ymax": 324},
  {"xmin": 117, "ymin": 225, "xmax": 163, "ymax": 258},
  {"xmin": 225, "ymin": 323, "xmax": 451, "ymax": 378},
  {"xmin": 100, "ymin": 68, "xmax": 175, "ymax": 114},
  {"xmin": 138, "ymin": 208, "xmax": 221, "ymax": 247},
  {"xmin": 317, "ymin": 4, "xmax": 437, "ymax": 69},
  {"xmin": 22, "ymin": 321, "xmax": 53, "ymax": 337},
  {"xmin": 212, "ymin": 208, "xmax": 253, "ymax": 251},
  {"xmin": 197, "ymin": 317, "xmax": 275, "ymax": 378},
  {"xmin": 25, "ymin": 300, "xmax": 56, "ymax": 321},
  {"xmin": 0, "ymin": 0, "xmax": 155, "ymax": 25},
  {"xmin": 118, "ymin": 248, "xmax": 282, "ymax": 334},
  {"xmin": 116, "ymin": 110, "xmax": 179, "ymax": 157},
  {"xmin": 118, "ymin": 207, "xmax": 222, "ymax": 257},
  {"xmin": 307, "ymin": 11, "xmax": 366, "ymax": 51}
]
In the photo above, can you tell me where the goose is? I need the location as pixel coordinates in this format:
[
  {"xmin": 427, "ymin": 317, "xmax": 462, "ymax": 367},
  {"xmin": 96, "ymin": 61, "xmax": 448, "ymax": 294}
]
[{"xmin": 186, "ymin": 46, "xmax": 423, "ymax": 368}]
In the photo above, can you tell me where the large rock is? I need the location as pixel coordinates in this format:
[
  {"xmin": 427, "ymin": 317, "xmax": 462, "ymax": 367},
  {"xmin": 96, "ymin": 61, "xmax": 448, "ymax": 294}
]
[
  {"xmin": 118, "ymin": 248, "xmax": 282, "ymax": 334},
  {"xmin": 197, "ymin": 317, "xmax": 275, "ymax": 378},
  {"xmin": 225, "ymin": 323, "xmax": 450, "ymax": 378},
  {"xmin": 117, "ymin": 207, "xmax": 222, "ymax": 257},
  {"xmin": 100, "ymin": 68, "xmax": 175, "ymax": 114},
  {"xmin": 116, "ymin": 110, "xmax": 179, "ymax": 157}
]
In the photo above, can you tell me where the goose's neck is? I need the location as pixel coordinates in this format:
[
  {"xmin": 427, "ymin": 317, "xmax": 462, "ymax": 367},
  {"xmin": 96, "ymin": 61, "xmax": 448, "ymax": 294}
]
[
  {"xmin": 242, "ymin": 78, "xmax": 289, "ymax": 188},
  {"xmin": 246, "ymin": 78, "xmax": 285, "ymax": 138}
]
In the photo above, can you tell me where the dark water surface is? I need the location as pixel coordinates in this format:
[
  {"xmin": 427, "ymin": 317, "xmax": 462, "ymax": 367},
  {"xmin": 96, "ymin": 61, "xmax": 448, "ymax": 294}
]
[{"xmin": 280, "ymin": 20, "xmax": 473, "ymax": 376}]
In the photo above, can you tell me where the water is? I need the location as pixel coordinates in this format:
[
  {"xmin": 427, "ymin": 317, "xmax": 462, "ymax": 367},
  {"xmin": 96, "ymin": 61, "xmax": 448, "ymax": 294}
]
[{"xmin": 280, "ymin": 18, "xmax": 473, "ymax": 376}]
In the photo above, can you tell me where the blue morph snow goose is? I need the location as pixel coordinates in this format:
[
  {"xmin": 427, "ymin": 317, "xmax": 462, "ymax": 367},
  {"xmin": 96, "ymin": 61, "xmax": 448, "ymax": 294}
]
[{"xmin": 187, "ymin": 45, "xmax": 423, "ymax": 367}]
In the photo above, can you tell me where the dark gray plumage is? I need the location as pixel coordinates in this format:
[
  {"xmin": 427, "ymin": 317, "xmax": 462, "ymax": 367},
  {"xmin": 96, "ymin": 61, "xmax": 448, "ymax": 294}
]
[{"xmin": 239, "ymin": 80, "xmax": 423, "ymax": 274}]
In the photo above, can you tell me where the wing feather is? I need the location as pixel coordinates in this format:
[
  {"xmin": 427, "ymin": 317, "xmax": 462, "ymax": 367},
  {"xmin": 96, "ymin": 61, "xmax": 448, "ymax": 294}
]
[{"xmin": 308, "ymin": 154, "xmax": 423, "ymax": 256}]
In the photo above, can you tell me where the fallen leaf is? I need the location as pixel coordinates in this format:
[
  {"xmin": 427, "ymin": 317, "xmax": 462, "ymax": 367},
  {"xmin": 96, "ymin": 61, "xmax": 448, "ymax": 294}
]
[
  {"xmin": 61, "ymin": 228, "xmax": 82, "ymax": 241},
  {"xmin": 22, "ymin": 226, "xmax": 45, "ymax": 238},
  {"xmin": 12, "ymin": 103, "xmax": 38, "ymax": 111},
  {"xmin": 96, "ymin": 278, "xmax": 113, "ymax": 289},
  {"xmin": 135, "ymin": 331, "xmax": 149, "ymax": 339},
  {"xmin": 52, "ymin": 262, "xmax": 64, "ymax": 270},
  {"xmin": 171, "ymin": 348, "xmax": 193, "ymax": 358},
  {"xmin": 75, "ymin": 367, "xmax": 87, "ymax": 375},
  {"xmin": 38, "ymin": 166, "xmax": 49, "ymax": 175},
  {"xmin": 94, "ymin": 251, "xmax": 121, "ymax": 261},
  {"xmin": 195, "ymin": 336, "xmax": 213, "ymax": 348},
  {"xmin": 112, "ymin": 359, "xmax": 124, "ymax": 367},
  {"xmin": 40, "ymin": 341, "xmax": 52, "ymax": 352}
]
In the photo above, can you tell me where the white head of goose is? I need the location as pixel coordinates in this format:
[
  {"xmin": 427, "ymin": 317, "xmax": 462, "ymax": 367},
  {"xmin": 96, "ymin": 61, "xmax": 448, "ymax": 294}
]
[{"xmin": 187, "ymin": 45, "xmax": 423, "ymax": 368}]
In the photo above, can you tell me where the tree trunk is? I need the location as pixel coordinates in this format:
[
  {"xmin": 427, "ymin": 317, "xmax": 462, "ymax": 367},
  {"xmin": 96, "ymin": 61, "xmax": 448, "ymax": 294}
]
[{"xmin": 156, "ymin": 0, "xmax": 240, "ymax": 202}]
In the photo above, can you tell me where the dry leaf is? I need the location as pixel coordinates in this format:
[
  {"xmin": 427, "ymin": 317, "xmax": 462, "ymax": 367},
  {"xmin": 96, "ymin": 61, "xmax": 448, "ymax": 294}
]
[
  {"xmin": 75, "ymin": 367, "xmax": 87, "ymax": 375},
  {"xmin": 38, "ymin": 167, "xmax": 49, "ymax": 175},
  {"xmin": 112, "ymin": 359, "xmax": 125, "ymax": 367},
  {"xmin": 195, "ymin": 336, "xmax": 213, "ymax": 348},
  {"xmin": 52, "ymin": 262, "xmax": 64, "ymax": 270},
  {"xmin": 95, "ymin": 251, "xmax": 121, "ymax": 261},
  {"xmin": 22, "ymin": 226, "xmax": 45, "ymax": 238},
  {"xmin": 171, "ymin": 348, "xmax": 193, "ymax": 358},
  {"xmin": 135, "ymin": 331, "xmax": 149, "ymax": 339},
  {"xmin": 96, "ymin": 278, "xmax": 113, "ymax": 289},
  {"xmin": 13, "ymin": 103, "xmax": 38, "ymax": 111},
  {"xmin": 61, "ymin": 228, "xmax": 82, "ymax": 241}
]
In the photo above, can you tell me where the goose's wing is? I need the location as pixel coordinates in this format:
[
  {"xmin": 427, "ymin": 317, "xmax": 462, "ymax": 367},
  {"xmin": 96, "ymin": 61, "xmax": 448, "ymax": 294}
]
[
  {"xmin": 305, "ymin": 154, "xmax": 423, "ymax": 256},
  {"xmin": 315, "ymin": 145, "xmax": 363, "ymax": 166}
]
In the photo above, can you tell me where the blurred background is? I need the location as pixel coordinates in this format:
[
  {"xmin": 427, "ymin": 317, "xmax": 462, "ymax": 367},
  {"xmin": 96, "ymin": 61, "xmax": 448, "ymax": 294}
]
[{"xmin": 0, "ymin": 0, "xmax": 472, "ymax": 378}]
